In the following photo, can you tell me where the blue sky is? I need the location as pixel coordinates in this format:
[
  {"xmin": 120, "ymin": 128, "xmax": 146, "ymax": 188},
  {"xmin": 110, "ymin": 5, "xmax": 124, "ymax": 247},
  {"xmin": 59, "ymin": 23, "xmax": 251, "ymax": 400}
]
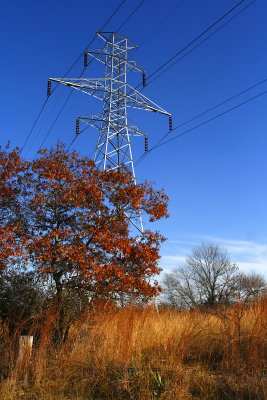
[{"xmin": 1, "ymin": 0, "xmax": 267, "ymax": 277}]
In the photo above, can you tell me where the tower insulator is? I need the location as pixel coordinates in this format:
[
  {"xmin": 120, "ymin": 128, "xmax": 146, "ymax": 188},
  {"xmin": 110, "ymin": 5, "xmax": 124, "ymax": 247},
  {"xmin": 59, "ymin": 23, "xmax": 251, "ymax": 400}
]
[
  {"xmin": 145, "ymin": 136, "xmax": 148, "ymax": 152},
  {"xmin": 47, "ymin": 80, "xmax": 51, "ymax": 97},
  {"xmin": 76, "ymin": 118, "xmax": 80, "ymax": 135},
  {"xmin": 169, "ymin": 116, "xmax": 173, "ymax": 131},
  {"xmin": 84, "ymin": 53, "xmax": 88, "ymax": 68},
  {"xmin": 142, "ymin": 72, "xmax": 146, "ymax": 87}
]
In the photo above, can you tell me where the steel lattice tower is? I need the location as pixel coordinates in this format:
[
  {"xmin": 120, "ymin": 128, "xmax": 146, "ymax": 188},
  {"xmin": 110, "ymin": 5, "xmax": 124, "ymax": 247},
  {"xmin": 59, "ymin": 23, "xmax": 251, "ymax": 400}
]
[{"xmin": 48, "ymin": 32, "xmax": 171, "ymax": 234}]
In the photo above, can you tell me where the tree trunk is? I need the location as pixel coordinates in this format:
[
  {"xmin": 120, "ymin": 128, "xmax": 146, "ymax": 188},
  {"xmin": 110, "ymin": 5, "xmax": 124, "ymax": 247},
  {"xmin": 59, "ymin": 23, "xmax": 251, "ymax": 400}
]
[
  {"xmin": 13, "ymin": 336, "xmax": 33, "ymax": 383},
  {"xmin": 53, "ymin": 272, "xmax": 67, "ymax": 346}
]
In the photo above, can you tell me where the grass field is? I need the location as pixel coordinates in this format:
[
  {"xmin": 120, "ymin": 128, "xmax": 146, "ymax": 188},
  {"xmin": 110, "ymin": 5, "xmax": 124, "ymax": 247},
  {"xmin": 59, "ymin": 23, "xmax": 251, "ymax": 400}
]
[{"xmin": 0, "ymin": 297, "xmax": 266, "ymax": 399}]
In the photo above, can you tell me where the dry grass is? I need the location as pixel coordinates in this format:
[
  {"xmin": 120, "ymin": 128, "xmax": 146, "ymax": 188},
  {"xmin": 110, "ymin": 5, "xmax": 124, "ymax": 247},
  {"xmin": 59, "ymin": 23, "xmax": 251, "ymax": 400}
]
[{"xmin": 0, "ymin": 298, "xmax": 266, "ymax": 399}]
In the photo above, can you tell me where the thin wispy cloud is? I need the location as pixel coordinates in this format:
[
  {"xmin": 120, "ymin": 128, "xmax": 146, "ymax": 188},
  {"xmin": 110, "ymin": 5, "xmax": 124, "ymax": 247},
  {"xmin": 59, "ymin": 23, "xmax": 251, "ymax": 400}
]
[
  {"xmin": 197, "ymin": 235, "xmax": 267, "ymax": 255},
  {"xmin": 160, "ymin": 234, "xmax": 267, "ymax": 277}
]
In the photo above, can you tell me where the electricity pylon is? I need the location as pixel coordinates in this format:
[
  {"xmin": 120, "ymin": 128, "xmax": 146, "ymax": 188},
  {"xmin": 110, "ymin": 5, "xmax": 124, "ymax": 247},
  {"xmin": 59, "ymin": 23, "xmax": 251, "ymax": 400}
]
[{"xmin": 48, "ymin": 32, "xmax": 171, "ymax": 235}]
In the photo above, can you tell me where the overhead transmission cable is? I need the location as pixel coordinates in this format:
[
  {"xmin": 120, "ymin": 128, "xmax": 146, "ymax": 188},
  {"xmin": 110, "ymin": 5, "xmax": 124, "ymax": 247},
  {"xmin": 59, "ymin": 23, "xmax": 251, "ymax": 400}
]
[
  {"xmin": 132, "ymin": 0, "xmax": 258, "ymax": 165},
  {"xmin": 21, "ymin": 0, "xmax": 127, "ymax": 154},
  {"xmin": 132, "ymin": 0, "xmax": 255, "ymax": 93},
  {"xmin": 37, "ymin": 91, "xmax": 75, "ymax": 153},
  {"xmin": 134, "ymin": 85, "xmax": 267, "ymax": 167},
  {"xmin": 21, "ymin": 98, "xmax": 50, "ymax": 153},
  {"xmin": 50, "ymin": 0, "xmax": 128, "ymax": 95},
  {"xmin": 142, "ymin": 76, "xmax": 267, "ymax": 156},
  {"xmin": 151, "ymin": 88, "xmax": 267, "ymax": 151},
  {"xmin": 47, "ymin": 0, "xmax": 256, "ymax": 154},
  {"xmin": 67, "ymin": 0, "xmax": 146, "ymax": 150},
  {"xmin": 69, "ymin": 0, "xmax": 253, "ymax": 147},
  {"xmin": 120, "ymin": 0, "xmax": 255, "ymax": 99},
  {"xmin": 146, "ymin": 0, "xmax": 256, "ymax": 86},
  {"xmin": 144, "ymin": 0, "xmax": 249, "ymax": 85},
  {"xmin": 137, "ymin": 0, "xmax": 187, "ymax": 47},
  {"xmin": 37, "ymin": 0, "xmax": 147, "ymax": 154},
  {"xmin": 116, "ymin": 0, "xmax": 145, "ymax": 32}
]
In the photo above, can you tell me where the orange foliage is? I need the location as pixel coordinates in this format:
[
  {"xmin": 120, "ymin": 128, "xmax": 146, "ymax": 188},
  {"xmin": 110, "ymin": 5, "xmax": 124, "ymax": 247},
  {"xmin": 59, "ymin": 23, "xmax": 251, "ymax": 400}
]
[
  {"xmin": 0, "ymin": 144, "xmax": 168, "ymax": 299},
  {"xmin": 0, "ymin": 147, "xmax": 26, "ymax": 269}
]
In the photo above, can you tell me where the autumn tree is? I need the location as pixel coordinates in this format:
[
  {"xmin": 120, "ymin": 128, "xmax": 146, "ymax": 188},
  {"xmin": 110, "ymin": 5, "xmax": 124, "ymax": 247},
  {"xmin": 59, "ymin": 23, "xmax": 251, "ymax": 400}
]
[
  {"xmin": 0, "ymin": 146, "xmax": 26, "ymax": 270},
  {"xmin": 1, "ymin": 144, "xmax": 168, "ymax": 341}
]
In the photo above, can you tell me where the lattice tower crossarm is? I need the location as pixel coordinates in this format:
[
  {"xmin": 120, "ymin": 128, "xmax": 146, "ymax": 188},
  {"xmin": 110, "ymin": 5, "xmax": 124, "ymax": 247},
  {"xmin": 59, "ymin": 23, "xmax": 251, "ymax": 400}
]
[{"xmin": 48, "ymin": 32, "xmax": 171, "ymax": 234}]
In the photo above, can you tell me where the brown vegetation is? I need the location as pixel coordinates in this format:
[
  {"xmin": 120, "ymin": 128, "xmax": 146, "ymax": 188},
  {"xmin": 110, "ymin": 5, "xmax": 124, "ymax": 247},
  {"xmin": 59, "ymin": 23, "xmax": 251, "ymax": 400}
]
[{"xmin": 0, "ymin": 297, "xmax": 266, "ymax": 400}]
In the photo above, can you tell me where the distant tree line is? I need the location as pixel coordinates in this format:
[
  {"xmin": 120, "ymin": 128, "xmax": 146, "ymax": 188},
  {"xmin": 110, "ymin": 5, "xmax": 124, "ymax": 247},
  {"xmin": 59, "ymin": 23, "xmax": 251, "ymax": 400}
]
[{"xmin": 162, "ymin": 243, "xmax": 266, "ymax": 310}]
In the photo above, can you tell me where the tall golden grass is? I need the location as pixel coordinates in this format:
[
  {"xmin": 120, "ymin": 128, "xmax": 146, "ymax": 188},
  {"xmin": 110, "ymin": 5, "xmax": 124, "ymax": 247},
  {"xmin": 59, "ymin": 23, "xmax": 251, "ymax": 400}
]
[{"xmin": 0, "ymin": 297, "xmax": 266, "ymax": 399}]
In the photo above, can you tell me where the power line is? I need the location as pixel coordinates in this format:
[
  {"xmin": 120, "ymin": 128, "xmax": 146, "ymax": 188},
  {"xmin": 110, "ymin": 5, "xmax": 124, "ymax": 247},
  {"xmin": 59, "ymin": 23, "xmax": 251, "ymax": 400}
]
[
  {"xmin": 159, "ymin": 89, "xmax": 267, "ymax": 147},
  {"xmin": 46, "ymin": 0, "xmax": 257, "ymax": 155},
  {"xmin": 149, "ymin": 76, "xmax": 267, "ymax": 151},
  {"xmin": 126, "ymin": 0, "xmax": 255, "ymax": 101},
  {"xmin": 147, "ymin": 0, "xmax": 256, "ymax": 86},
  {"xmin": 21, "ymin": 97, "xmax": 49, "ymax": 153},
  {"xmin": 51, "ymin": 0, "xmax": 128, "ymax": 95},
  {"xmin": 116, "ymin": 0, "xmax": 145, "ymax": 33},
  {"xmin": 59, "ymin": 0, "xmax": 250, "ymax": 151},
  {"xmin": 37, "ymin": 90, "xmax": 76, "ymax": 154},
  {"xmin": 21, "ymin": 0, "xmax": 127, "ymax": 155},
  {"xmin": 67, "ymin": 0, "xmax": 255, "ymax": 153},
  {"xmin": 67, "ymin": 135, "xmax": 78, "ymax": 151},
  {"xmin": 66, "ymin": 124, "xmax": 93, "ymax": 151},
  {"xmin": 146, "ymin": 0, "xmax": 248, "ymax": 82},
  {"xmin": 36, "ymin": 0, "xmax": 147, "ymax": 154},
  {"xmin": 132, "ymin": 0, "xmax": 259, "ymax": 165},
  {"xmin": 137, "ymin": 0, "xmax": 187, "ymax": 47},
  {"xmin": 66, "ymin": 1, "xmax": 186, "ymax": 151},
  {"xmin": 135, "ymin": 87, "xmax": 267, "ymax": 167},
  {"xmin": 61, "ymin": 2, "xmax": 149, "ymax": 152}
]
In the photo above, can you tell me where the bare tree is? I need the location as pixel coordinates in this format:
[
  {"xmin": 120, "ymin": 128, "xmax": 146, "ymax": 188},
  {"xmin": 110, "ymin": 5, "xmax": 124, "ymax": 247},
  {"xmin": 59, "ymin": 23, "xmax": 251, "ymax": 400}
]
[
  {"xmin": 236, "ymin": 271, "xmax": 266, "ymax": 301},
  {"xmin": 162, "ymin": 243, "xmax": 239, "ymax": 309}
]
